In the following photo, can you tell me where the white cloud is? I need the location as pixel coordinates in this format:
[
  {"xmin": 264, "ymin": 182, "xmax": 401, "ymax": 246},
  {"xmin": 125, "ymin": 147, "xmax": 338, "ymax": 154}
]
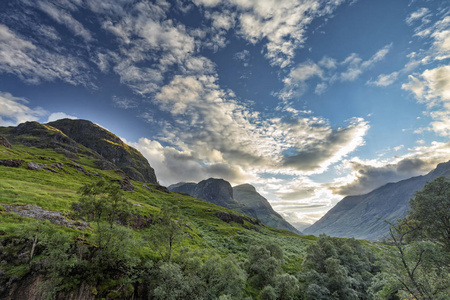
[
  {"xmin": 280, "ymin": 44, "xmax": 392, "ymax": 100},
  {"xmin": 367, "ymin": 71, "xmax": 399, "ymax": 87},
  {"xmin": 406, "ymin": 8, "xmax": 430, "ymax": 26},
  {"xmin": 46, "ymin": 112, "xmax": 78, "ymax": 123},
  {"xmin": 402, "ymin": 65, "xmax": 450, "ymax": 136},
  {"xmin": 0, "ymin": 92, "xmax": 47, "ymax": 126},
  {"xmin": 112, "ymin": 96, "xmax": 139, "ymax": 109},
  {"xmin": 0, "ymin": 24, "xmax": 92, "ymax": 86}
]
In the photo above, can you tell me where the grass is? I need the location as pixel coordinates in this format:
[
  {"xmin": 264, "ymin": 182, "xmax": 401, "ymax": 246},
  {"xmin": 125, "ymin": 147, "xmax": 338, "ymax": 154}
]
[{"xmin": 0, "ymin": 141, "xmax": 318, "ymax": 271}]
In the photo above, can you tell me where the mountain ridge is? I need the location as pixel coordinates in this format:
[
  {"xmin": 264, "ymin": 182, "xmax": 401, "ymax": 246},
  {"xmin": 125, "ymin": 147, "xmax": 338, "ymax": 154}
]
[
  {"xmin": 304, "ymin": 160, "xmax": 450, "ymax": 240},
  {"xmin": 169, "ymin": 179, "xmax": 301, "ymax": 234}
]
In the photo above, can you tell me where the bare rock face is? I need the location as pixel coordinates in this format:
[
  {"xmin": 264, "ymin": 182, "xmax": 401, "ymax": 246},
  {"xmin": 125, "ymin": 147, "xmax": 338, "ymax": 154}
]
[
  {"xmin": 0, "ymin": 136, "xmax": 12, "ymax": 149},
  {"xmin": 120, "ymin": 178, "xmax": 135, "ymax": 191},
  {"xmin": 0, "ymin": 159, "xmax": 24, "ymax": 167}
]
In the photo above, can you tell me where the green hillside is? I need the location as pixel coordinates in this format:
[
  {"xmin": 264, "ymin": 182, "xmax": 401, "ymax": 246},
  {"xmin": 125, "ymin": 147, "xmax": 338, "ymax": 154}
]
[{"xmin": 1, "ymin": 121, "xmax": 448, "ymax": 299}]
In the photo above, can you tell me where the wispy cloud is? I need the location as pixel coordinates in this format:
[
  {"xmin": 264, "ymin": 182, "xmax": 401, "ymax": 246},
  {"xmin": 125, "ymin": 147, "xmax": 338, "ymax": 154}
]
[
  {"xmin": 0, "ymin": 24, "xmax": 92, "ymax": 86},
  {"xmin": 280, "ymin": 44, "xmax": 392, "ymax": 99}
]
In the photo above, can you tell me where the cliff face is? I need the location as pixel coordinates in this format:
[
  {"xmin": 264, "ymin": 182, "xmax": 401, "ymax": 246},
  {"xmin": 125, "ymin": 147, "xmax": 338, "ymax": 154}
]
[
  {"xmin": 304, "ymin": 161, "xmax": 450, "ymax": 240},
  {"xmin": 47, "ymin": 119, "xmax": 157, "ymax": 183}
]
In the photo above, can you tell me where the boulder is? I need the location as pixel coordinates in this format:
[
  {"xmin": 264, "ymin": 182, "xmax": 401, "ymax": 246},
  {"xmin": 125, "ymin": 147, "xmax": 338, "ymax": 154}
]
[
  {"xmin": 0, "ymin": 159, "xmax": 24, "ymax": 167},
  {"xmin": 0, "ymin": 136, "xmax": 12, "ymax": 149}
]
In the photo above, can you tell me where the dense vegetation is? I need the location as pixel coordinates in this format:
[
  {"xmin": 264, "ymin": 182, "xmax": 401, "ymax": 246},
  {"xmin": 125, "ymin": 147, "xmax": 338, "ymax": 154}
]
[{"xmin": 1, "ymin": 126, "xmax": 449, "ymax": 299}]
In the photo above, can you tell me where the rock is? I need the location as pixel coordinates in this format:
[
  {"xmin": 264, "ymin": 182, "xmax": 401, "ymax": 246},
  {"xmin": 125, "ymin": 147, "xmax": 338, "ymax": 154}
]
[
  {"xmin": 26, "ymin": 162, "xmax": 44, "ymax": 170},
  {"xmin": 120, "ymin": 178, "xmax": 135, "ymax": 191},
  {"xmin": 0, "ymin": 136, "xmax": 12, "ymax": 149},
  {"xmin": 0, "ymin": 159, "xmax": 24, "ymax": 168},
  {"xmin": 154, "ymin": 185, "xmax": 170, "ymax": 193},
  {"xmin": 144, "ymin": 184, "xmax": 152, "ymax": 192},
  {"xmin": 94, "ymin": 159, "xmax": 117, "ymax": 170},
  {"xmin": 215, "ymin": 211, "xmax": 258, "ymax": 226},
  {"xmin": 2, "ymin": 204, "xmax": 89, "ymax": 230}
]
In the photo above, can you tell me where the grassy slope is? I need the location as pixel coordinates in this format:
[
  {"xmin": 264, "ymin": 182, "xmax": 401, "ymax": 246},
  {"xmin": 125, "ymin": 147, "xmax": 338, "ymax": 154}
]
[{"xmin": 0, "ymin": 143, "xmax": 316, "ymax": 272}]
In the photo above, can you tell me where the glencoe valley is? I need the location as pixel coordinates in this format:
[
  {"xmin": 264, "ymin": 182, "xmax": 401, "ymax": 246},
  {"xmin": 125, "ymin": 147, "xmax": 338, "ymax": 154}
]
[{"xmin": 0, "ymin": 0, "xmax": 449, "ymax": 299}]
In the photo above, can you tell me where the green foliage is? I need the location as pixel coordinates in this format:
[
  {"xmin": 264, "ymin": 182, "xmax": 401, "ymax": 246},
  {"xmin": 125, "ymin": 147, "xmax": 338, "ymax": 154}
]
[
  {"xmin": 408, "ymin": 176, "xmax": 450, "ymax": 250},
  {"xmin": 74, "ymin": 178, "xmax": 132, "ymax": 227},
  {"xmin": 301, "ymin": 235, "xmax": 379, "ymax": 300},
  {"xmin": 148, "ymin": 205, "xmax": 184, "ymax": 262},
  {"xmin": 247, "ymin": 243, "xmax": 282, "ymax": 289}
]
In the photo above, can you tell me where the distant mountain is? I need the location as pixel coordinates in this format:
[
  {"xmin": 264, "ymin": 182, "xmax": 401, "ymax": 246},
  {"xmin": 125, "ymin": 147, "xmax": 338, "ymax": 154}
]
[
  {"xmin": 304, "ymin": 161, "xmax": 450, "ymax": 240},
  {"xmin": 233, "ymin": 184, "xmax": 301, "ymax": 234},
  {"xmin": 169, "ymin": 178, "xmax": 257, "ymax": 216},
  {"xmin": 1, "ymin": 119, "xmax": 158, "ymax": 184},
  {"xmin": 169, "ymin": 179, "xmax": 301, "ymax": 234}
]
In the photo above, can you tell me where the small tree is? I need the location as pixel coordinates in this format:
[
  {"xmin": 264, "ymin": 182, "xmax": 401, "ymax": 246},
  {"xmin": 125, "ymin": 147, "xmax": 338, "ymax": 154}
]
[
  {"xmin": 74, "ymin": 178, "xmax": 132, "ymax": 228},
  {"xmin": 150, "ymin": 206, "xmax": 184, "ymax": 262}
]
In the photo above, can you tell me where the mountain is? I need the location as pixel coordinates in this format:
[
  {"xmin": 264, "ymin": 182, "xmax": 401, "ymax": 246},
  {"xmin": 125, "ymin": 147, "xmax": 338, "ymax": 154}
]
[
  {"xmin": 169, "ymin": 179, "xmax": 301, "ymax": 234},
  {"xmin": 169, "ymin": 178, "xmax": 257, "ymax": 218},
  {"xmin": 233, "ymin": 184, "xmax": 301, "ymax": 234},
  {"xmin": 48, "ymin": 119, "xmax": 157, "ymax": 183},
  {"xmin": 304, "ymin": 161, "xmax": 450, "ymax": 240}
]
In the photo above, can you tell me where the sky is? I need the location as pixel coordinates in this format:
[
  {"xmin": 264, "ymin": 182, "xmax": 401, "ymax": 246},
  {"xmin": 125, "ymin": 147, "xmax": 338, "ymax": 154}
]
[{"xmin": 0, "ymin": 0, "xmax": 449, "ymax": 230}]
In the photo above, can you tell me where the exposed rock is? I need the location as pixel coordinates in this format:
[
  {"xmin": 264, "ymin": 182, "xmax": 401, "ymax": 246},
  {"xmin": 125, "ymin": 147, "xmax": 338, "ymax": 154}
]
[
  {"xmin": 93, "ymin": 159, "xmax": 117, "ymax": 170},
  {"xmin": 0, "ymin": 136, "xmax": 12, "ymax": 149},
  {"xmin": 26, "ymin": 162, "xmax": 44, "ymax": 170},
  {"xmin": 144, "ymin": 184, "xmax": 152, "ymax": 192},
  {"xmin": 154, "ymin": 185, "xmax": 170, "ymax": 193},
  {"xmin": 0, "ymin": 159, "xmax": 24, "ymax": 168},
  {"xmin": 120, "ymin": 178, "xmax": 135, "ymax": 191},
  {"xmin": 215, "ymin": 211, "xmax": 258, "ymax": 225},
  {"xmin": 2, "ymin": 204, "xmax": 89, "ymax": 230},
  {"xmin": 129, "ymin": 214, "xmax": 152, "ymax": 229}
]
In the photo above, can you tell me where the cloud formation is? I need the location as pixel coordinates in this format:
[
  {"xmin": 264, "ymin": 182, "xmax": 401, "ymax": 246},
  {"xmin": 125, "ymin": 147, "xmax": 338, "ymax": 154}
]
[{"xmin": 0, "ymin": 91, "xmax": 47, "ymax": 126}]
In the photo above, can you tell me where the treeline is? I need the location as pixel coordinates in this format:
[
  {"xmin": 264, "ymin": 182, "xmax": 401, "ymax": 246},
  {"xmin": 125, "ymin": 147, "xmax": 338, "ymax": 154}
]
[{"xmin": 1, "ymin": 177, "xmax": 449, "ymax": 299}]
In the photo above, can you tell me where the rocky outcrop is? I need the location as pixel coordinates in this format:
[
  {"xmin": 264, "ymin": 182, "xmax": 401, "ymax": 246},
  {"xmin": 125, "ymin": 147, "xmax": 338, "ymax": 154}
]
[
  {"xmin": 2, "ymin": 204, "xmax": 89, "ymax": 230},
  {"xmin": 0, "ymin": 159, "xmax": 24, "ymax": 167},
  {"xmin": 48, "ymin": 119, "xmax": 157, "ymax": 184},
  {"xmin": 0, "ymin": 136, "xmax": 12, "ymax": 149}
]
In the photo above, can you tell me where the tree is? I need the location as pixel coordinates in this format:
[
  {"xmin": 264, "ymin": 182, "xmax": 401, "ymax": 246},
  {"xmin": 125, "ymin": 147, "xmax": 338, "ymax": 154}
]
[
  {"xmin": 408, "ymin": 176, "xmax": 450, "ymax": 250},
  {"xmin": 247, "ymin": 243, "xmax": 282, "ymax": 289},
  {"xmin": 149, "ymin": 206, "xmax": 184, "ymax": 262}
]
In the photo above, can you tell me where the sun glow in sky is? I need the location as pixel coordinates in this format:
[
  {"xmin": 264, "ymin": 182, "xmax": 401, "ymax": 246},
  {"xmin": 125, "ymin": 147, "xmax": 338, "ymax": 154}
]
[{"xmin": 0, "ymin": 0, "xmax": 449, "ymax": 230}]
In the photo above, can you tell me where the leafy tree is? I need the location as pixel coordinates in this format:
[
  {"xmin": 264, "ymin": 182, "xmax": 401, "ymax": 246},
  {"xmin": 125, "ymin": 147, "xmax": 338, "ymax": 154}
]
[
  {"xmin": 260, "ymin": 285, "xmax": 277, "ymax": 300},
  {"xmin": 383, "ymin": 177, "xmax": 450, "ymax": 299},
  {"xmin": 302, "ymin": 235, "xmax": 379, "ymax": 300},
  {"xmin": 274, "ymin": 273, "xmax": 299, "ymax": 300},
  {"xmin": 408, "ymin": 176, "xmax": 450, "ymax": 250},
  {"xmin": 247, "ymin": 243, "xmax": 282, "ymax": 289},
  {"xmin": 149, "ymin": 206, "xmax": 184, "ymax": 262},
  {"xmin": 74, "ymin": 178, "xmax": 132, "ymax": 228}
]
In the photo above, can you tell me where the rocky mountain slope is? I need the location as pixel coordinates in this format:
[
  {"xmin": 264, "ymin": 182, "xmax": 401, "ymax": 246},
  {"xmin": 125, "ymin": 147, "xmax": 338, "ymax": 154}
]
[
  {"xmin": 233, "ymin": 184, "xmax": 301, "ymax": 234},
  {"xmin": 1, "ymin": 119, "xmax": 157, "ymax": 184},
  {"xmin": 304, "ymin": 160, "xmax": 450, "ymax": 240},
  {"xmin": 169, "ymin": 179, "xmax": 301, "ymax": 234},
  {"xmin": 48, "ymin": 119, "xmax": 157, "ymax": 183}
]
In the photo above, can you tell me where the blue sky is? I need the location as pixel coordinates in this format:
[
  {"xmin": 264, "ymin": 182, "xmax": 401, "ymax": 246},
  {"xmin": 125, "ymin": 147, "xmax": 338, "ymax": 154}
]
[{"xmin": 0, "ymin": 0, "xmax": 449, "ymax": 230}]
